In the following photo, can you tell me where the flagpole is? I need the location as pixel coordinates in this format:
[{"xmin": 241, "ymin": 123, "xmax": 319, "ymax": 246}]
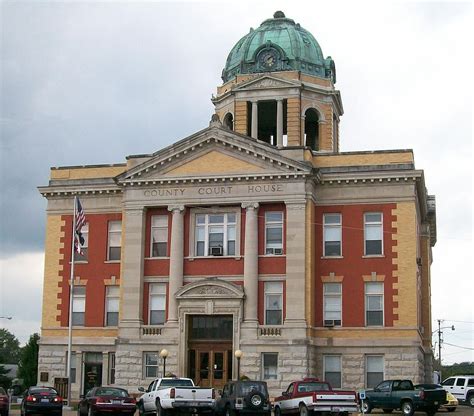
[{"xmin": 66, "ymin": 196, "xmax": 77, "ymax": 408}]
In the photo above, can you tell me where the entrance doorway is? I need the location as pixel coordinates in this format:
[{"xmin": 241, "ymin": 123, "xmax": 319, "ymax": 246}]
[
  {"xmin": 187, "ymin": 315, "xmax": 233, "ymax": 389},
  {"xmin": 82, "ymin": 352, "xmax": 103, "ymax": 395}
]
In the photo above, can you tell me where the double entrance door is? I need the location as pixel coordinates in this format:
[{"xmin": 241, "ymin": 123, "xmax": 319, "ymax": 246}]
[{"xmin": 187, "ymin": 314, "xmax": 234, "ymax": 389}]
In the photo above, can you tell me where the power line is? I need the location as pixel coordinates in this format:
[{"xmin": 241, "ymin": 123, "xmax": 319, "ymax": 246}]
[{"xmin": 443, "ymin": 342, "xmax": 474, "ymax": 351}]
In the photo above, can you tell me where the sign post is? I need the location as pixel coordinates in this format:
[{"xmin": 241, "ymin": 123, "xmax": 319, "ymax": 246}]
[{"xmin": 359, "ymin": 390, "xmax": 366, "ymax": 414}]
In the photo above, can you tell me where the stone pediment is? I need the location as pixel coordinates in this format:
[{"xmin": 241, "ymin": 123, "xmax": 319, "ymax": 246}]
[
  {"xmin": 116, "ymin": 126, "xmax": 311, "ymax": 185},
  {"xmin": 176, "ymin": 279, "xmax": 244, "ymax": 299},
  {"xmin": 233, "ymin": 75, "xmax": 301, "ymax": 91}
]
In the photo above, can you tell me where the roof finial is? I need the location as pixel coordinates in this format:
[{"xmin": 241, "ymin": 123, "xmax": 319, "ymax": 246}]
[{"xmin": 273, "ymin": 11, "xmax": 285, "ymax": 19}]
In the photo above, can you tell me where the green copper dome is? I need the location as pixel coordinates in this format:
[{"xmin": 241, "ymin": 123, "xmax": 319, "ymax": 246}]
[{"xmin": 222, "ymin": 11, "xmax": 336, "ymax": 83}]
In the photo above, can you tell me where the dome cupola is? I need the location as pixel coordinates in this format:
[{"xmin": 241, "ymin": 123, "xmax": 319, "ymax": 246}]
[{"xmin": 222, "ymin": 11, "xmax": 335, "ymax": 83}]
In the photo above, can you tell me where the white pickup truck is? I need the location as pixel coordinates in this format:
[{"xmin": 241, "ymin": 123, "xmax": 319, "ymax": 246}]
[{"xmin": 137, "ymin": 377, "xmax": 216, "ymax": 416}]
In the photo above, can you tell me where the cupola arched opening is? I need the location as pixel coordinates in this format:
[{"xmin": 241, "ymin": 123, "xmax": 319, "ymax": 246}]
[
  {"xmin": 304, "ymin": 108, "xmax": 320, "ymax": 151},
  {"xmin": 223, "ymin": 112, "xmax": 234, "ymax": 131}
]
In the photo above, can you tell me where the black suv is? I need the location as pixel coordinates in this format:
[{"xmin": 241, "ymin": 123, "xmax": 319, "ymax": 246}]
[{"xmin": 216, "ymin": 381, "xmax": 271, "ymax": 416}]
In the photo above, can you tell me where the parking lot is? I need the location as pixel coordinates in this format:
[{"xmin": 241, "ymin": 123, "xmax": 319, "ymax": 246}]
[{"xmin": 7, "ymin": 404, "xmax": 474, "ymax": 416}]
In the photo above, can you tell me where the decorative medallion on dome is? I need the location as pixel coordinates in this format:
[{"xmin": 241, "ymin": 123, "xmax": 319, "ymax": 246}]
[{"xmin": 222, "ymin": 11, "xmax": 336, "ymax": 83}]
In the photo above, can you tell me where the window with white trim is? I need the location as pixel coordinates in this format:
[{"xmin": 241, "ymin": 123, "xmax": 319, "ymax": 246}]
[
  {"xmin": 265, "ymin": 212, "xmax": 283, "ymax": 255},
  {"xmin": 365, "ymin": 282, "xmax": 384, "ymax": 326},
  {"xmin": 105, "ymin": 286, "xmax": 119, "ymax": 326},
  {"xmin": 323, "ymin": 283, "xmax": 342, "ymax": 326},
  {"xmin": 107, "ymin": 221, "xmax": 121, "ymax": 261},
  {"xmin": 76, "ymin": 223, "xmax": 89, "ymax": 261},
  {"xmin": 108, "ymin": 352, "xmax": 116, "ymax": 384},
  {"xmin": 151, "ymin": 215, "xmax": 168, "ymax": 257},
  {"xmin": 195, "ymin": 213, "xmax": 236, "ymax": 256},
  {"xmin": 364, "ymin": 213, "xmax": 383, "ymax": 255},
  {"xmin": 149, "ymin": 283, "xmax": 166, "ymax": 325},
  {"xmin": 144, "ymin": 352, "xmax": 159, "ymax": 378},
  {"xmin": 366, "ymin": 355, "xmax": 384, "ymax": 388},
  {"xmin": 264, "ymin": 281, "xmax": 283, "ymax": 325},
  {"xmin": 71, "ymin": 286, "xmax": 85, "ymax": 326},
  {"xmin": 324, "ymin": 355, "xmax": 341, "ymax": 388},
  {"xmin": 323, "ymin": 214, "xmax": 342, "ymax": 256},
  {"xmin": 262, "ymin": 353, "xmax": 278, "ymax": 380}
]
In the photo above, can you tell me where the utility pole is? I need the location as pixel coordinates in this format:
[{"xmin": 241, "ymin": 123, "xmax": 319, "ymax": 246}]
[{"xmin": 438, "ymin": 319, "xmax": 442, "ymax": 366}]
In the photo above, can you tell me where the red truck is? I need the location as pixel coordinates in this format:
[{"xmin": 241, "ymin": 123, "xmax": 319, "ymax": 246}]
[{"xmin": 273, "ymin": 378, "xmax": 359, "ymax": 416}]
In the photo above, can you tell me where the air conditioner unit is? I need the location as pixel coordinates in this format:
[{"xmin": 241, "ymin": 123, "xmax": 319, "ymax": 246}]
[
  {"xmin": 210, "ymin": 246, "xmax": 223, "ymax": 256},
  {"xmin": 324, "ymin": 319, "xmax": 335, "ymax": 327},
  {"xmin": 274, "ymin": 248, "xmax": 283, "ymax": 255}
]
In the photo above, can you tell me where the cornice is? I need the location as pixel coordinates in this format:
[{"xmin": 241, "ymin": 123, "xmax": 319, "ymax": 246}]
[
  {"xmin": 38, "ymin": 184, "xmax": 122, "ymax": 198},
  {"xmin": 319, "ymin": 169, "xmax": 423, "ymax": 186}
]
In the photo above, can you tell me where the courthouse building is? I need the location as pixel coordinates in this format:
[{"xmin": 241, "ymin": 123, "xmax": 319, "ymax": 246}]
[{"xmin": 38, "ymin": 11, "xmax": 437, "ymax": 398}]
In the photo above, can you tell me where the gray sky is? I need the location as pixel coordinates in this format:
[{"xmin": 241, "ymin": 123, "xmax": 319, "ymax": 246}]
[{"xmin": 0, "ymin": 0, "xmax": 472, "ymax": 364}]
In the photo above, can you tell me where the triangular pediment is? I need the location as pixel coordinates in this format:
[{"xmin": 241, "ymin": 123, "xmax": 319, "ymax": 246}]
[
  {"xmin": 233, "ymin": 75, "xmax": 301, "ymax": 91},
  {"xmin": 116, "ymin": 126, "xmax": 311, "ymax": 185}
]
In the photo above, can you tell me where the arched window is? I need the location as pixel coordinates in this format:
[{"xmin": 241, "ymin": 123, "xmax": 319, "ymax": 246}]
[
  {"xmin": 223, "ymin": 113, "xmax": 234, "ymax": 131},
  {"xmin": 304, "ymin": 108, "xmax": 319, "ymax": 150}
]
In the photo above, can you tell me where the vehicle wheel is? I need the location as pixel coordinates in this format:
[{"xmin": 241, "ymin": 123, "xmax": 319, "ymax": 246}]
[
  {"xmin": 138, "ymin": 402, "xmax": 146, "ymax": 416},
  {"xmin": 468, "ymin": 394, "xmax": 474, "ymax": 407},
  {"xmin": 156, "ymin": 400, "xmax": 168, "ymax": 416},
  {"xmin": 362, "ymin": 401, "xmax": 372, "ymax": 414},
  {"xmin": 447, "ymin": 408, "xmax": 456, "ymax": 412},
  {"xmin": 383, "ymin": 410, "xmax": 393, "ymax": 414},
  {"xmin": 299, "ymin": 404, "xmax": 309, "ymax": 416},
  {"xmin": 425, "ymin": 407, "xmax": 437, "ymax": 416},
  {"xmin": 246, "ymin": 391, "xmax": 265, "ymax": 410},
  {"xmin": 224, "ymin": 406, "xmax": 233, "ymax": 416},
  {"xmin": 401, "ymin": 401, "xmax": 414, "ymax": 416},
  {"xmin": 274, "ymin": 406, "xmax": 282, "ymax": 416},
  {"xmin": 88, "ymin": 406, "xmax": 95, "ymax": 416}
]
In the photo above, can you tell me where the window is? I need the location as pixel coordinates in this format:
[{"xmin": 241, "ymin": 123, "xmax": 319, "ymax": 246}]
[
  {"xmin": 364, "ymin": 213, "xmax": 383, "ymax": 255},
  {"xmin": 72, "ymin": 286, "xmax": 86, "ymax": 326},
  {"xmin": 366, "ymin": 355, "xmax": 384, "ymax": 388},
  {"xmin": 323, "ymin": 283, "xmax": 342, "ymax": 326},
  {"xmin": 442, "ymin": 378, "xmax": 455, "ymax": 386},
  {"xmin": 151, "ymin": 215, "xmax": 168, "ymax": 257},
  {"xmin": 108, "ymin": 353, "xmax": 116, "ymax": 384},
  {"xmin": 68, "ymin": 352, "xmax": 76, "ymax": 383},
  {"xmin": 144, "ymin": 352, "xmax": 159, "ymax": 378},
  {"xmin": 105, "ymin": 286, "xmax": 119, "ymax": 326},
  {"xmin": 265, "ymin": 212, "xmax": 283, "ymax": 255},
  {"xmin": 107, "ymin": 221, "xmax": 121, "ymax": 261},
  {"xmin": 456, "ymin": 378, "xmax": 465, "ymax": 386},
  {"xmin": 195, "ymin": 213, "xmax": 236, "ymax": 256},
  {"xmin": 324, "ymin": 355, "xmax": 341, "ymax": 388},
  {"xmin": 468, "ymin": 378, "xmax": 474, "ymax": 387},
  {"xmin": 262, "ymin": 353, "xmax": 278, "ymax": 380},
  {"xmin": 323, "ymin": 214, "xmax": 342, "ymax": 256},
  {"xmin": 264, "ymin": 282, "xmax": 283, "ymax": 325},
  {"xmin": 365, "ymin": 282, "xmax": 384, "ymax": 326},
  {"xmin": 149, "ymin": 283, "xmax": 166, "ymax": 325},
  {"xmin": 76, "ymin": 223, "xmax": 89, "ymax": 261}
]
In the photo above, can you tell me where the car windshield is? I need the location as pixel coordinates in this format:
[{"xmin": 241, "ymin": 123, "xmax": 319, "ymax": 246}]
[
  {"xmin": 0, "ymin": 388, "xmax": 6, "ymax": 395},
  {"xmin": 239, "ymin": 383, "xmax": 267, "ymax": 396},
  {"xmin": 95, "ymin": 388, "xmax": 128, "ymax": 397},
  {"xmin": 159, "ymin": 379, "xmax": 194, "ymax": 388},
  {"xmin": 30, "ymin": 387, "xmax": 58, "ymax": 395},
  {"xmin": 297, "ymin": 382, "xmax": 330, "ymax": 392}
]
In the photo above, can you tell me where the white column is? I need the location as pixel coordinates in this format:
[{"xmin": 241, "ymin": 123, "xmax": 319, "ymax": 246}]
[
  {"xmin": 242, "ymin": 202, "xmax": 259, "ymax": 322},
  {"xmin": 251, "ymin": 101, "xmax": 258, "ymax": 139},
  {"xmin": 167, "ymin": 205, "xmax": 185, "ymax": 322},
  {"xmin": 119, "ymin": 207, "xmax": 146, "ymax": 339},
  {"xmin": 277, "ymin": 99, "xmax": 283, "ymax": 147}
]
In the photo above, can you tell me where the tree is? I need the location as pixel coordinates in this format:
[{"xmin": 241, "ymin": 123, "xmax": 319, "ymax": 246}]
[
  {"xmin": 0, "ymin": 329, "xmax": 21, "ymax": 364},
  {"xmin": 0, "ymin": 364, "xmax": 12, "ymax": 389},
  {"xmin": 18, "ymin": 333, "xmax": 39, "ymax": 389}
]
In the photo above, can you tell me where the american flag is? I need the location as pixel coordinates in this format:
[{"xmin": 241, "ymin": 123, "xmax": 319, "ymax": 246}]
[{"xmin": 74, "ymin": 198, "xmax": 86, "ymax": 255}]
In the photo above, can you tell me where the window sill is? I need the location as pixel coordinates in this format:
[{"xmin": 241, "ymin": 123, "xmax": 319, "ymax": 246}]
[
  {"xmin": 259, "ymin": 254, "xmax": 286, "ymax": 258},
  {"xmin": 145, "ymin": 256, "xmax": 170, "ymax": 260},
  {"xmin": 362, "ymin": 255, "xmax": 385, "ymax": 258},
  {"xmin": 70, "ymin": 260, "xmax": 88, "ymax": 264},
  {"xmin": 185, "ymin": 256, "xmax": 242, "ymax": 261},
  {"xmin": 104, "ymin": 260, "xmax": 121, "ymax": 264},
  {"xmin": 321, "ymin": 256, "xmax": 343, "ymax": 259}
]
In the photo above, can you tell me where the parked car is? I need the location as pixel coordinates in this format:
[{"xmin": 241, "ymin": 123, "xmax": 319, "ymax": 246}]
[
  {"xmin": 415, "ymin": 385, "xmax": 457, "ymax": 413},
  {"xmin": 137, "ymin": 377, "xmax": 215, "ymax": 415},
  {"xmin": 0, "ymin": 387, "xmax": 9, "ymax": 416},
  {"xmin": 441, "ymin": 375, "xmax": 474, "ymax": 407},
  {"xmin": 273, "ymin": 378, "xmax": 358, "ymax": 416},
  {"xmin": 362, "ymin": 379, "xmax": 446, "ymax": 416},
  {"xmin": 20, "ymin": 386, "xmax": 63, "ymax": 416},
  {"xmin": 78, "ymin": 387, "xmax": 136, "ymax": 416},
  {"xmin": 215, "ymin": 380, "xmax": 271, "ymax": 416}
]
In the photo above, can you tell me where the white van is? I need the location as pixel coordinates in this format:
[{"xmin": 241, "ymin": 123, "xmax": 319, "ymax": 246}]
[{"xmin": 441, "ymin": 375, "xmax": 474, "ymax": 407}]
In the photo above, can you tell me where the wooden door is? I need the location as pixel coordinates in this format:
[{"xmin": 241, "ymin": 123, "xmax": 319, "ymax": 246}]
[{"xmin": 189, "ymin": 344, "xmax": 232, "ymax": 389}]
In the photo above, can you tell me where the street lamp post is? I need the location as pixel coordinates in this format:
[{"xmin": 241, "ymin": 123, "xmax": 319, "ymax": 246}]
[
  {"xmin": 234, "ymin": 350, "xmax": 243, "ymax": 380},
  {"xmin": 432, "ymin": 320, "xmax": 455, "ymax": 377},
  {"xmin": 160, "ymin": 349, "xmax": 169, "ymax": 378}
]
